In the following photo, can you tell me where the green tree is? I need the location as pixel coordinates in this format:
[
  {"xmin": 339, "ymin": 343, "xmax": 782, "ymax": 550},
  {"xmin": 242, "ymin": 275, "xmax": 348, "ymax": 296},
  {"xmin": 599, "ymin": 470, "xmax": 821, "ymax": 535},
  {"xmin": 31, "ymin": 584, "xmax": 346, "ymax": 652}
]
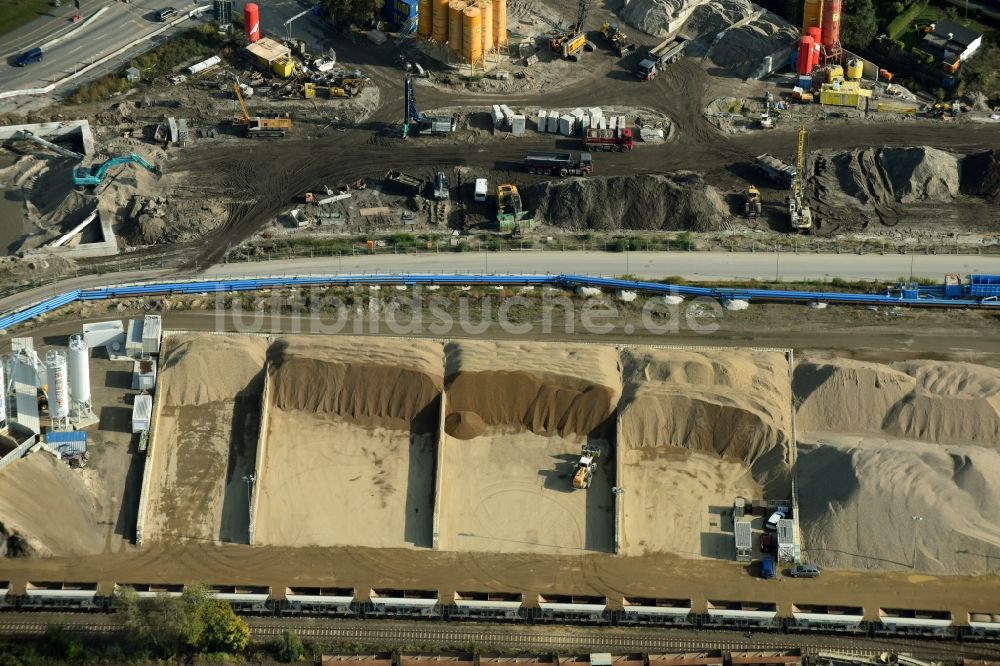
[
  {"xmin": 41, "ymin": 625, "xmax": 85, "ymax": 662},
  {"xmin": 197, "ymin": 600, "xmax": 250, "ymax": 653},
  {"xmin": 841, "ymin": 0, "xmax": 878, "ymax": 50},
  {"xmin": 273, "ymin": 629, "xmax": 306, "ymax": 662},
  {"xmin": 320, "ymin": 0, "xmax": 385, "ymax": 26}
]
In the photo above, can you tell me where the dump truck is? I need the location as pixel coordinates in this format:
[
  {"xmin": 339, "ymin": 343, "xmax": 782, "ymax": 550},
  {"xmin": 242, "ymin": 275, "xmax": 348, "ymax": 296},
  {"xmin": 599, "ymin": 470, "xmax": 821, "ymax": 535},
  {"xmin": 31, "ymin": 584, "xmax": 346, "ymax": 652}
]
[
  {"xmin": 648, "ymin": 36, "xmax": 687, "ymax": 67},
  {"xmin": 571, "ymin": 444, "xmax": 601, "ymax": 490},
  {"xmin": 496, "ymin": 183, "xmax": 533, "ymax": 232},
  {"xmin": 524, "ymin": 152, "xmax": 593, "ymax": 176},
  {"xmin": 636, "ymin": 58, "xmax": 657, "ymax": 81},
  {"xmin": 383, "ymin": 169, "xmax": 424, "ymax": 196},
  {"xmin": 584, "ymin": 127, "xmax": 634, "ymax": 151},
  {"xmin": 754, "ymin": 153, "xmax": 796, "ymax": 189}
]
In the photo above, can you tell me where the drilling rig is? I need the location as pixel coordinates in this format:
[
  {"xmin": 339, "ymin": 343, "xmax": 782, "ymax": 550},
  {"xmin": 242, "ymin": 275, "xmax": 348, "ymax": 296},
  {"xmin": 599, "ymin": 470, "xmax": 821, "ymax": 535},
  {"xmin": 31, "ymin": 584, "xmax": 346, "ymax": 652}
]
[
  {"xmin": 787, "ymin": 125, "xmax": 812, "ymax": 232},
  {"xmin": 550, "ymin": 0, "xmax": 593, "ymax": 61}
]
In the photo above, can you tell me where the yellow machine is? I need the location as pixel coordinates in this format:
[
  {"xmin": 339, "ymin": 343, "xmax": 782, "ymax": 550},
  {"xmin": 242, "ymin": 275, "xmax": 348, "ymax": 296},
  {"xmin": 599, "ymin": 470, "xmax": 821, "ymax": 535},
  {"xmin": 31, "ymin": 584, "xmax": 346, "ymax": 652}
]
[
  {"xmin": 328, "ymin": 77, "xmax": 366, "ymax": 98},
  {"xmin": 571, "ymin": 444, "xmax": 600, "ymax": 490},
  {"xmin": 233, "ymin": 82, "xmax": 292, "ymax": 138},
  {"xmin": 599, "ymin": 22, "xmax": 635, "ymax": 56},
  {"xmin": 788, "ymin": 125, "xmax": 812, "ymax": 232},
  {"xmin": 744, "ymin": 186, "xmax": 762, "ymax": 218},
  {"xmin": 550, "ymin": 0, "xmax": 591, "ymax": 60}
]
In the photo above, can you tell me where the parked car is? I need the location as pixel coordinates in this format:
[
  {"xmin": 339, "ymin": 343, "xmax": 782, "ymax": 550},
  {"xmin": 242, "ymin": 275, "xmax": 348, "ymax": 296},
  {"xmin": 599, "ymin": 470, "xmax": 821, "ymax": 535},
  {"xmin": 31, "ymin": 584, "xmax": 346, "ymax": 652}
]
[
  {"xmin": 759, "ymin": 532, "xmax": 774, "ymax": 553},
  {"xmin": 760, "ymin": 558, "xmax": 775, "ymax": 579},
  {"xmin": 765, "ymin": 507, "xmax": 788, "ymax": 531},
  {"xmin": 789, "ymin": 563, "xmax": 822, "ymax": 578}
]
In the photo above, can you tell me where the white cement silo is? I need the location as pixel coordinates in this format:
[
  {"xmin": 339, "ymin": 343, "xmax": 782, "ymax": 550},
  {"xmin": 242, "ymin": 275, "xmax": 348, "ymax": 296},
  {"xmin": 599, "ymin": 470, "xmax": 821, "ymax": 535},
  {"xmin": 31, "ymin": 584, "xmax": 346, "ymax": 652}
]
[
  {"xmin": 68, "ymin": 335, "xmax": 91, "ymax": 409},
  {"xmin": 46, "ymin": 350, "xmax": 70, "ymax": 426}
]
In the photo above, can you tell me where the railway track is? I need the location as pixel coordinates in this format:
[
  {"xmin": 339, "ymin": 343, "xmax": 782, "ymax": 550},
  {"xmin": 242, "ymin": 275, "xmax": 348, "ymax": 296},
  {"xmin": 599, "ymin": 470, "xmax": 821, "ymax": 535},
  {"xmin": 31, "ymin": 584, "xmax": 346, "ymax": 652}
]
[{"xmin": 0, "ymin": 615, "xmax": 996, "ymax": 660}]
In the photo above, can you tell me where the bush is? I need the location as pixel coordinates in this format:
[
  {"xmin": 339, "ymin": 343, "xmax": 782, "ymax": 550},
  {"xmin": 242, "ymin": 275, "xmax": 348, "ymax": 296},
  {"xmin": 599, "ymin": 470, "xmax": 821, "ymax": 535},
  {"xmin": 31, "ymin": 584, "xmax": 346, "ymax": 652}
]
[
  {"xmin": 675, "ymin": 231, "xmax": 696, "ymax": 251},
  {"xmin": 886, "ymin": 0, "xmax": 927, "ymax": 39},
  {"xmin": 273, "ymin": 630, "xmax": 305, "ymax": 662}
]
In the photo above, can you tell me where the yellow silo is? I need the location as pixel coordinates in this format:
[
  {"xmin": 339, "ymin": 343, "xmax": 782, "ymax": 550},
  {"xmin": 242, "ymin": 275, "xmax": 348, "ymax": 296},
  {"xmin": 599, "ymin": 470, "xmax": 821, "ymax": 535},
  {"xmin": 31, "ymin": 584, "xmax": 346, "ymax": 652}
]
[
  {"xmin": 846, "ymin": 58, "xmax": 863, "ymax": 79},
  {"xmin": 478, "ymin": 0, "xmax": 493, "ymax": 54},
  {"xmin": 493, "ymin": 0, "xmax": 507, "ymax": 48},
  {"xmin": 448, "ymin": 0, "xmax": 466, "ymax": 55},
  {"xmin": 418, "ymin": 0, "xmax": 433, "ymax": 38},
  {"xmin": 802, "ymin": 0, "xmax": 823, "ymax": 34},
  {"xmin": 463, "ymin": 5, "xmax": 483, "ymax": 65},
  {"xmin": 827, "ymin": 64, "xmax": 844, "ymax": 83},
  {"xmin": 432, "ymin": 0, "xmax": 449, "ymax": 43}
]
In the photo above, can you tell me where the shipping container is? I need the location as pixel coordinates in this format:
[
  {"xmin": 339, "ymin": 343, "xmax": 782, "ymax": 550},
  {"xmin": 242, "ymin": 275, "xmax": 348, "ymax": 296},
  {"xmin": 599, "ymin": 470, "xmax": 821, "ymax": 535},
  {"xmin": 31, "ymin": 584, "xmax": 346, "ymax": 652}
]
[{"xmin": 819, "ymin": 90, "xmax": 860, "ymax": 107}]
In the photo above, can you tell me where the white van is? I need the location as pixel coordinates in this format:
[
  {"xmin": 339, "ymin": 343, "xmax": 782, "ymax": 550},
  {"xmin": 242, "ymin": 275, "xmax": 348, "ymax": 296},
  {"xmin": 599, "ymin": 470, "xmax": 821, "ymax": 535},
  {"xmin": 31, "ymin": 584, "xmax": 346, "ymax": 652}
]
[{"xmin": 474, "ymin": 178, "xmax": 488, "ymax": 202}]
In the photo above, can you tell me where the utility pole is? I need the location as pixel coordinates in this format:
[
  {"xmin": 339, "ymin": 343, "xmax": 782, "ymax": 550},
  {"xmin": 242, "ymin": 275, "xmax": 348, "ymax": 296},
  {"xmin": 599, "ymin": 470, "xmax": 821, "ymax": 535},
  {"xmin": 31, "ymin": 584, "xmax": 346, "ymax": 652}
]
[{"xmin": 911, "ymin": 515, "xmax": 923, "ymax": 568}]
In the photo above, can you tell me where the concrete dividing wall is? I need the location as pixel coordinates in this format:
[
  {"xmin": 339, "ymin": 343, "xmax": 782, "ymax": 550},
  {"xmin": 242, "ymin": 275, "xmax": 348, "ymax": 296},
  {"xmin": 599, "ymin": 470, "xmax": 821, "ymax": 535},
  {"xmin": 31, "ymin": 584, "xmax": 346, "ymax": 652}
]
[
  {"xmin": 613, "ymin": 410, "xmax": 623, "ymax": 554},
  {"xmin": 248, "ymin": 369, "xmax": 272, "ymax": 545},
  {"xmin": 0, "ymin": 429, "xmax": 39, "ymax": 474},
  {"xmin": 431, "ymin": 388, "xmax": 448, "ymax": 550},
  {"xmin": 134, "ymin": 351, "xmax": 168, "ymax": 547}
]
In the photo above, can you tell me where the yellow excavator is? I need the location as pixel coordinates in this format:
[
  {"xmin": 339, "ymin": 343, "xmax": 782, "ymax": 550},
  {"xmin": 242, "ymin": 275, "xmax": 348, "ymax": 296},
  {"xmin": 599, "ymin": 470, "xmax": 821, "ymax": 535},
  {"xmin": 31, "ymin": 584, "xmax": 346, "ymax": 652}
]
[
  {"xmin": 788, "ymin": 125, "xmax": 812, "ymax": 232},
  {"xmin": 744, "ymin": 185, "xmax": 762, "ymax": 219},
  {"xmin": 233, "ymin": 82, "xmax": 292, "ymax": 138},
  {"xmin": 550, "ymin": 0, "xmax": 593, "ymax": 61}
]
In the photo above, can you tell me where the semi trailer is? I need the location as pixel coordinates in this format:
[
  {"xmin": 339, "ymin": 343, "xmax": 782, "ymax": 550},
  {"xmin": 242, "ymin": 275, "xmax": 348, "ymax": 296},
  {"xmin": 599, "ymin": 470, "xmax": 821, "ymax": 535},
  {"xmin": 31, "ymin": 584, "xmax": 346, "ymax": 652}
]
[{"xmin": 524, "ymin": 152, "xmax": 594, "ymax": 176}]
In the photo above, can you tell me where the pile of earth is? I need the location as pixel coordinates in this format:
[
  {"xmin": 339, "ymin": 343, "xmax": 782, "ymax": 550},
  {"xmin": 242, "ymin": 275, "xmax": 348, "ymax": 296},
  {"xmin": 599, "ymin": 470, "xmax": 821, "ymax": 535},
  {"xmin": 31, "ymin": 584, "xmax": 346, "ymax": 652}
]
[
  {"xmin": 620, "ymin": 0, "xmax": 796, "ymax": 78},
  {"xmin": 961, "ymin": 149, "xmax": 1000, "ymax": 202},
  {"xmin": 812, "ymin": 146, "xmax": 961, "ymax": 208},
  {"xmin": 522, "ymin": 173, "xmax": 729, "ymax": 231}
]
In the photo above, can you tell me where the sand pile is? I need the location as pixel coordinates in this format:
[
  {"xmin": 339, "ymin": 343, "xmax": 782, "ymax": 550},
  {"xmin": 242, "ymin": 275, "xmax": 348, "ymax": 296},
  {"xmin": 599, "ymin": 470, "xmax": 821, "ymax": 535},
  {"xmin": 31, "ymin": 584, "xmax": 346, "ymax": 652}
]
[
  {"xmin": 522, "ymin": 174, "xmax": 729, "ymax": 232},
  {"xmin": 618, "ymin": 348, "xmax": 792, "ymax": 490},
  {"xmin": 797, "ymin": 434, "xmax": 1000, "ymax": 574},
  {"xmin": 795, "ymin": 357, "xmax": 1000, "ymax": 446},
  {"xmin": 268, "ymin": 336, "xmax": 443, "ymax": 430},
  {"xmin": 961, "ymin": 150, "xmax": 1000, "ymax": 202},
  {"xmin": 444, "ymin": 341, "xmax": 621, "ymax": 437},
  {"xmin": 814, "ymin": 147, "xmax": 961, "ymax": 208},
  {"xmin": 160, "ymin": 334, "xmax": 268, "ymax": 406},
  {"xmin": 0, "ymin": 453, "xmax": 105, "ymax": 557},
  {"xmin": 445, "ymin": 411, "xmax": 486, "ymax": 439}
]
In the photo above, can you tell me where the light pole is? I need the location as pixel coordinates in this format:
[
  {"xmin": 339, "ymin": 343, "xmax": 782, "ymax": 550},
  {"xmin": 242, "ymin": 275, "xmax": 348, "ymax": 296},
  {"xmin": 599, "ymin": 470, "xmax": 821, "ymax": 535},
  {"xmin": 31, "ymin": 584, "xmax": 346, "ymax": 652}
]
[{"xmin": 911, "ymin": 515, "xmax": 923, "ymax": 568}]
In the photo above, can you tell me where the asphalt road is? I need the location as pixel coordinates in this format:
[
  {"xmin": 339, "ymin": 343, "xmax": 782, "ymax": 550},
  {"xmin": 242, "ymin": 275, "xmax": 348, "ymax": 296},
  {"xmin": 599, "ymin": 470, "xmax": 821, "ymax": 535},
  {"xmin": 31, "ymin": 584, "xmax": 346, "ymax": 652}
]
[
  {"xmin": 0, "ymin": 0, "xmax": 198, "ymax": 99},
  {"xmin": 3, "ymin": 251, "xmax": 999, "ymax": 318}
]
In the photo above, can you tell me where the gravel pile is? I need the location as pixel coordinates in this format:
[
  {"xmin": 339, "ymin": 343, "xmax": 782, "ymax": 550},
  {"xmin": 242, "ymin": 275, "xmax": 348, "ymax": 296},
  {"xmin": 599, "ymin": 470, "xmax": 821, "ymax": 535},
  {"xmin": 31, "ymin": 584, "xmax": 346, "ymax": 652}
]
[
  {"xmin": 814, "ymin": 146, "xmax": 961, "ymax": 207},
  {"xmin": 961, "ymin": 149, "xmax": 1000, "ymax": 202},
  {"xmin": 523, "ymin": 172, "xmax": 729, "ymax": 231}
]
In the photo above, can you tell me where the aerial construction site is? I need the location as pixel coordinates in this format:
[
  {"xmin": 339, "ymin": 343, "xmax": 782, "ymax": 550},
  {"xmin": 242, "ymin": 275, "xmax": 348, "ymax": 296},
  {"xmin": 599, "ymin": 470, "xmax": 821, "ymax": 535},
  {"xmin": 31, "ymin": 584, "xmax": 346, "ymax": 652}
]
[{"xmin": 1, "ymin": 0, "xmax": 1000, "ymax": 658}]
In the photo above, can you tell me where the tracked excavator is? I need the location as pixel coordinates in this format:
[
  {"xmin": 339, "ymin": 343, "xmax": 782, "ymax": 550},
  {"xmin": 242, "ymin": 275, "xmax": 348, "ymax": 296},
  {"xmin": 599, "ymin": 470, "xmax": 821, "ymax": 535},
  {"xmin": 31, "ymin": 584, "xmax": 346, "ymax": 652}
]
[
  {"xmin": 233, "ymin": 81, "xmax": 292, "ymax": 138},
  {"xmin": 550, "ymin": 0, "xmax": 594, "ymax": 61},
  {"xmin": 72, "ymin": 153, "xmax": 160, "ymax": 187},
  {"xmin": 787, "ymin": 125, "xmax": 812, "ymax": 232}
]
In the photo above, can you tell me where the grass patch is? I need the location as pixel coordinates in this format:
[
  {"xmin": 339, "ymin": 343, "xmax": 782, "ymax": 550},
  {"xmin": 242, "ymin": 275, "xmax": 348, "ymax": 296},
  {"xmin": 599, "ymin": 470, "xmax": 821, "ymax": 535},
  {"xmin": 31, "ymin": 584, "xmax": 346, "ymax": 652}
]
[
  {"xmin": 0, "ymin": 0, "xmax": 53, "ymax": 40},
  {"xmin": 887, "ymin": 0, "xmax": 931, "ymax": 40}
]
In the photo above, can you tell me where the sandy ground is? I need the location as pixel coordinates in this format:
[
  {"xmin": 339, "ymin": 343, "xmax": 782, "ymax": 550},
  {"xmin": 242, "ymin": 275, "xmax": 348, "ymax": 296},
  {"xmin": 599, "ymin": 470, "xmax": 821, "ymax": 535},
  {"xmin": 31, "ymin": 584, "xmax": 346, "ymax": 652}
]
[
  {"xmin": 253, "ymin": 409, "xmax": 435, "ymax": 548},
  {"xmin": 620, "ymin": 448, "xmax": 759, "ymax": 558},
  {"xmin": 437, "ymin": 427, "xmax": 614, "ymax": 554}
]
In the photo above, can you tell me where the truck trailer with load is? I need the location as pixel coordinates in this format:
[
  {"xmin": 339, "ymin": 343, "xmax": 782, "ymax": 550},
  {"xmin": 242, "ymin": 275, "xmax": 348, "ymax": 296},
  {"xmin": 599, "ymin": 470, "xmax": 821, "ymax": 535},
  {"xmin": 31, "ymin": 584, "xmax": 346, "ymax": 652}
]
[
  {"xmin": 384, "ymin": 170, "xmax": 424, "ymax": 196},
  {"xmin": 648, "ymin": 36, "xmax": 687, "ymax": 67},
  {"xmin": 755, "ymin": 153, "xmax": 796, "ymax": 189},
  {"xmin": 524, "ymin": 152, "xmax": 593, "ymax": 177},
  {"xmin": 584, "ymin": 127, "xmax": 634, "ymax": 151}
]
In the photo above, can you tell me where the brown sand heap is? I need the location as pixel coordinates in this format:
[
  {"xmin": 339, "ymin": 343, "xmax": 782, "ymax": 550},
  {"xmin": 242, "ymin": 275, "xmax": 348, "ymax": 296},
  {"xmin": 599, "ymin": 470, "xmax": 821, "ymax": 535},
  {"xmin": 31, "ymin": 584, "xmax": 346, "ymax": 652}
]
[
  {"xmin": 0, "ymin": 453, "xmax": 105, "ymax": 557},
  {"xmin": 961, "ymin": 149, "xmax": 1000, "ymax": 202},
  {"xmin": 795, "ymin": 357, "xmax": 1000, "ymax": 446},
  {"xmin": 618, "ymin": 348, "xmax": 792, "ymax": 490},
  {"xmin": 797, "ymin": 434, "xmax": 1000, "ymax": 574},
  {"xmin": 445, "ymin": 411, "xmax": 486, "ymax": 439},
  {"xmin": 814, "ymin": 147, "xmax": 961, "ymax": 208},
  {"xmin": 522, "ymin": 173, "xmax": 729, "ymax": 232},
  {"xmin": 160, "ymin": 334, "xmax": 268, "ymax": 406},
  {"xmin": 267, "ymin": 336, "xmax": 443, "ymax": 430},
  {"xmin": 444, "ymin": 340, "xmax": 622, "ymax": 437}
]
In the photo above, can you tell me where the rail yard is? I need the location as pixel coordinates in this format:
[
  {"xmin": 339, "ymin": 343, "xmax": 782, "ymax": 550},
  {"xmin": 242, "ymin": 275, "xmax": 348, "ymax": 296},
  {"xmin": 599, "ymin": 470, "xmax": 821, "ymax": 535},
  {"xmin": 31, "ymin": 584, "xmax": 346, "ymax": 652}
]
[{"xmin": 1, "ymin": 0, "xmax": 1000, "ymax": 660}]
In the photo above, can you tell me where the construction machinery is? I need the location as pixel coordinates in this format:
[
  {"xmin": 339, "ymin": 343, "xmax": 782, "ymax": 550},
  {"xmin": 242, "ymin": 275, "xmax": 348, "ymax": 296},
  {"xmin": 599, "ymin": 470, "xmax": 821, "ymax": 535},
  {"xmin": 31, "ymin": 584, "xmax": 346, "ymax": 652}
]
[
  {"xmin": 72, "ymin": 154, "xmax": 160, "ymax": 188},
  {"xmin": 550, "ymin": 0, "xmax": 592, "ymax": 61},
  {"xmin": 403, "ymin": 76, "xmax": 456, "ymax": 138},
  {"xmin": 636, "ymin": 59, "xmax": 657, "ymax": 81},
  {"xmin": 525, "ymin": 152, "xmax": 593, "ymax": 176},
  {"xmin": 584, "ymin": 127, "xmax": 634, "ymax": 151},
  {"xmin": 496, "ymin": 183, "xmax": 533, "ymax": 233},
  {"xmin": 328, "ymin": 77, "xmax": 366, "ymax": 98},
  {"xmin": 600, "ymin": 22, "xmax": 635, "ymax": 57},
  {"xmin": 754, "ymin": 153, "xmax": 796, "ymax": 188},
  {"xmin": 647, "ymin": 36, "xmax": 687, "ymax": 67},
  {"xmin": 744, "ymin": 185, "xmax": 762, "ymax": 219},
  {"xmin": 571, "ymin": 444, "xmax": 601, "ymax": 490},
  {"xmin": 787, "ymin": 125, "xmax": 812, "ymax": 232},
  {"xmin": 233, "ymin": 82, "xmax": 292, "ymax": 138},
  {"xmin": 759, "ymin": 91, "xmax": 775, "ymax": 128}
]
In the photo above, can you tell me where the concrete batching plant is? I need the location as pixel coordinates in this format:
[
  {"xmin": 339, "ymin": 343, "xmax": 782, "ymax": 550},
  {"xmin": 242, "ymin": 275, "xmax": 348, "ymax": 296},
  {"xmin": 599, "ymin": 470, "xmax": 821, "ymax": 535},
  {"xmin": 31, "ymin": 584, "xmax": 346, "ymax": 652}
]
[{"xmin": 797, "ymin": 0, "xmax": 841, "ymax": 72}]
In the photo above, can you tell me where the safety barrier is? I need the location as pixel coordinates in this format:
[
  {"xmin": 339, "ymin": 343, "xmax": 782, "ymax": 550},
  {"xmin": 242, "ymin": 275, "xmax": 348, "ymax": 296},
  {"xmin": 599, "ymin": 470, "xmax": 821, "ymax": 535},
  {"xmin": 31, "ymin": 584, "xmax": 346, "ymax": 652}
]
[{"xmin": 3, "ymin": 273, "xmax": 1000, "ymax": 333}]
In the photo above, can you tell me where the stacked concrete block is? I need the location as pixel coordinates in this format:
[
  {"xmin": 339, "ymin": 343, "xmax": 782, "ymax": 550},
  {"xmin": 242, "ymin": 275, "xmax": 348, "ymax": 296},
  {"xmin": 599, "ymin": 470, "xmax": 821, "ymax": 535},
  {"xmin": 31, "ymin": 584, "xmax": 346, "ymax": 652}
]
[
  {"xmin": 537, "ymin": 110, "xmax": 547, "ymax": 132},
  {"xmin": 492, "ymin": 105, "xmax": 505, "ymax": 130},
  {"xmin": 598, "ymin": 116, "xmax": 607, "ymax": 130},
  {"xmin": 500, "ymin": 104, "xmax": 515, "ymax": 128},
  {"xmin": 588, "ymin": 107, "xmax": 603, "ymax": 125},
  {"xmin": 570, "ymin": 107, "xmax": 585, "ymax": 126},
  {"xmin": 547, "ymin": 112, "xmax": 560, "ymax": 133},
  {"xmin": 617, "ymin": 116, "xmax": 627, "ymax": 131},
  {"xmin": 558, "ymin": 114, "xmax": 574, "ymax": 135},
  {"xmin": 608, "ymin": 116, "xmax": 617, "ymax": 131},
  {"xmin": 580, "ymin": 115, "xmax": 592, "ymax": 133},
  {"xmin": 511, "ymin": 114, "xmax": 526, "ymax": 135}
]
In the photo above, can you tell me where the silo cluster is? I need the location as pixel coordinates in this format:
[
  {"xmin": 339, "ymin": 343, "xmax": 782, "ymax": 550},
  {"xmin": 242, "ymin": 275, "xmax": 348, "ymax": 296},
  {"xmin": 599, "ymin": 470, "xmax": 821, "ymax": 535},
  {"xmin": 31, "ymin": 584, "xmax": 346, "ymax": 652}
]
[
  {"xmin": 797, "ymin": 0, "xmax": 841, "ymax": 73},
  {"xmin": 422, "ymin": 0, "xmax": 508, "ymax": 64}
]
